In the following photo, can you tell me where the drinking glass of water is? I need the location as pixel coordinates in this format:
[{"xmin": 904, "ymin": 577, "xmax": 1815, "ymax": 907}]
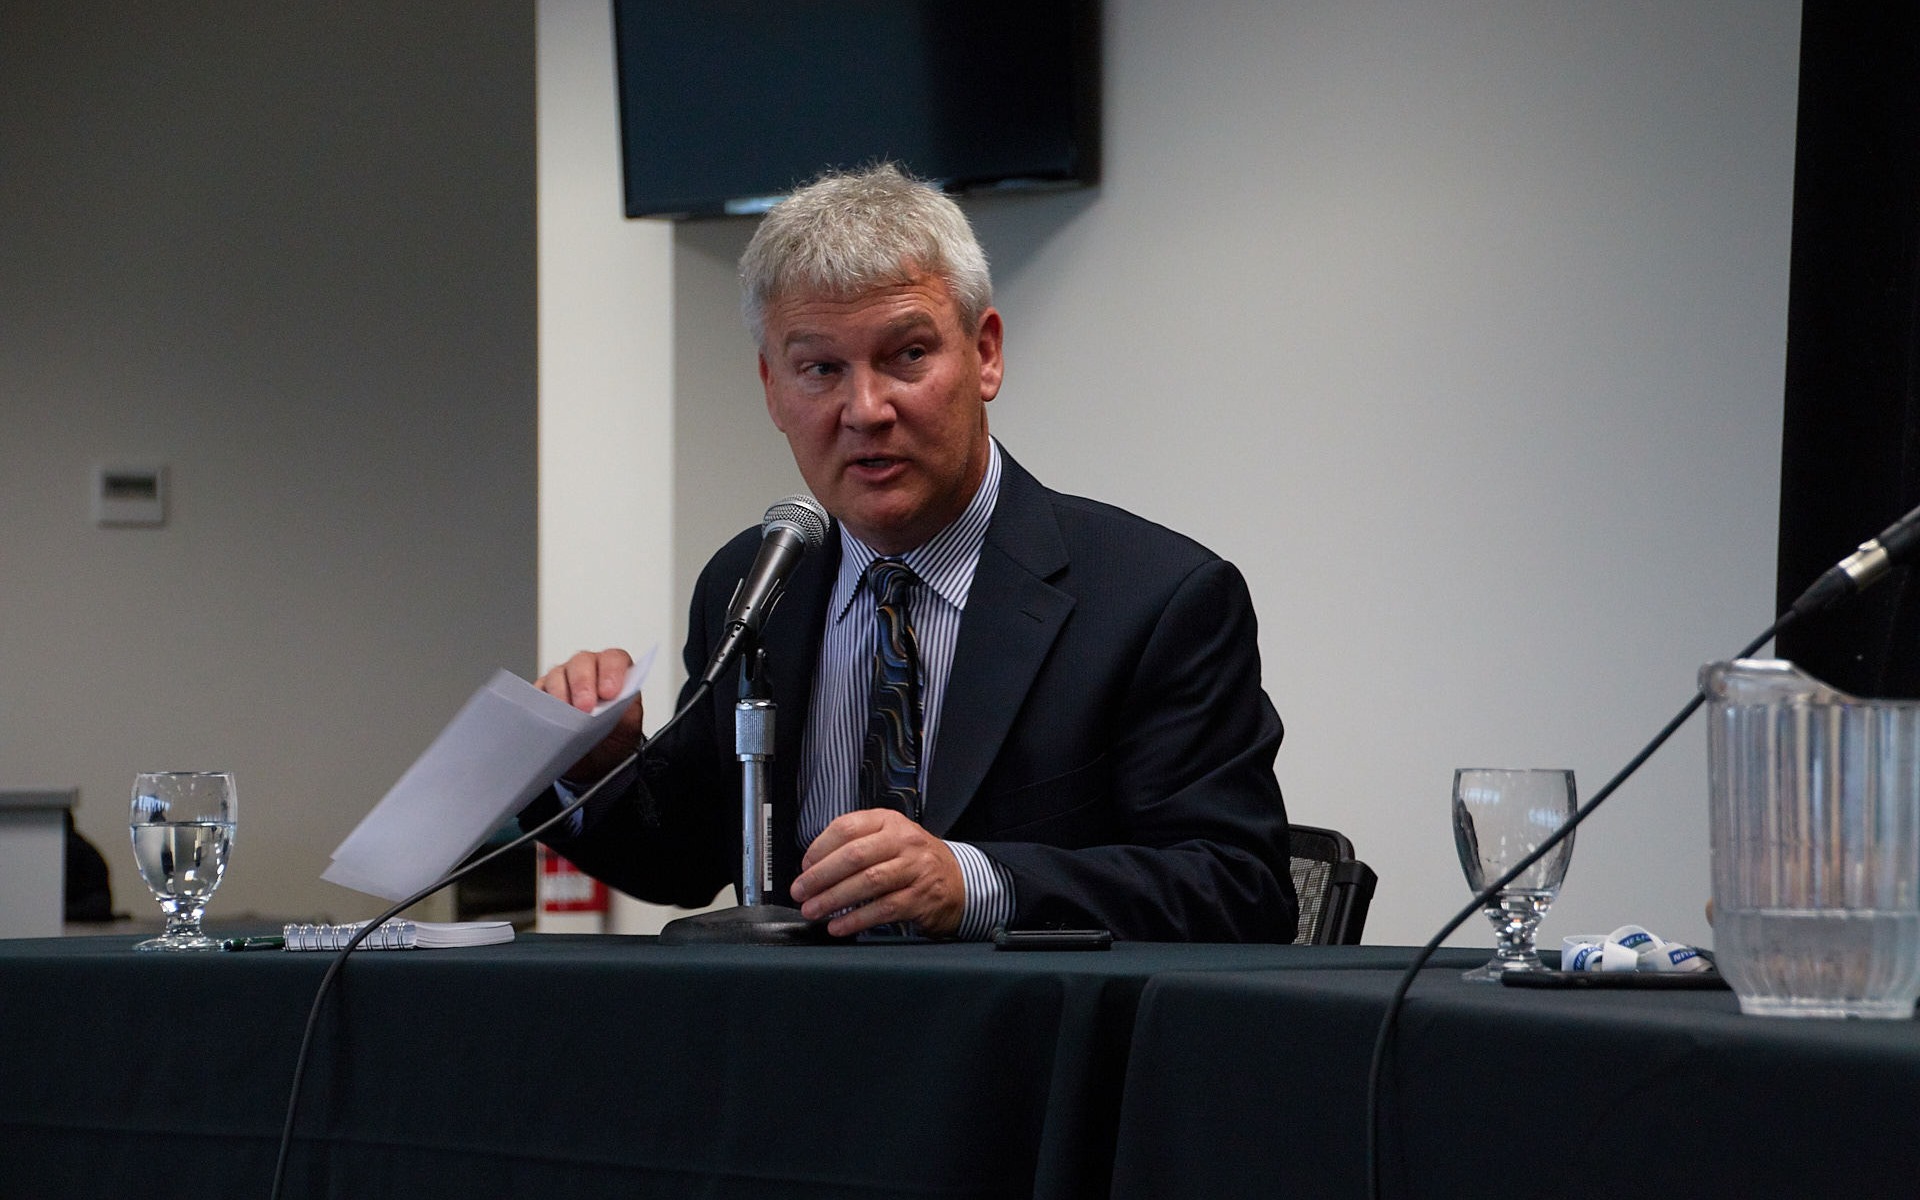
[
  {"xmin": 1453, "ymin": 767, "xmax": 1576, "ymax": 981},
  {"xmin": 129, "ymin": 771, "xmax": 236, "ymax": 952}
]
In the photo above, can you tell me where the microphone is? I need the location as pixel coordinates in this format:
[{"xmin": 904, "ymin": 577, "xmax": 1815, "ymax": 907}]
[
  {"xmin": 1790, "ymin": 500, "xmax": 1920, "ymax": 616},
  {"xmin": 697, "ymin": 495, "xmax": 831, "ymax": 689}
]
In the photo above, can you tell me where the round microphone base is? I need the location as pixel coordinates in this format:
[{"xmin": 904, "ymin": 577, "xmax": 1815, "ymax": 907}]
[{"xmin": 657, "ymin": 904, "xmax": 836, "ymax": 945}]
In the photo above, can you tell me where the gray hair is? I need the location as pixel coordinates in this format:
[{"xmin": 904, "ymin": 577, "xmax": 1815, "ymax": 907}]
[{"xmin": 739, "ymin": 163, "xmax": 993, "ymax": 348}]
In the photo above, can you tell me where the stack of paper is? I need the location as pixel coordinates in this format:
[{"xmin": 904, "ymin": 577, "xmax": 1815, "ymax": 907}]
[{"xmin": 321, "ymin": 652, "xmax": 652, "ymax": 902}]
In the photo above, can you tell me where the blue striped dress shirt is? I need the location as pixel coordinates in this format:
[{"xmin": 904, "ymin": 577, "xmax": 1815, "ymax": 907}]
[{"xmin": 800, "ymin": 439, "xmax": 1017, "ymax": 939}]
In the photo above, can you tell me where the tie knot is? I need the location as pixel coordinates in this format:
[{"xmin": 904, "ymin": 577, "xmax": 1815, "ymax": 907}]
[{"xmin": 867, "ymin": 558, "xmax": 917, "ymax": 606}]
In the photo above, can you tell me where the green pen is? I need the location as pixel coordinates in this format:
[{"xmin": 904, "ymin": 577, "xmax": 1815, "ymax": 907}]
[{"xmin": 219, "ymin": 936, "xmax": 286, "ymax": 952}]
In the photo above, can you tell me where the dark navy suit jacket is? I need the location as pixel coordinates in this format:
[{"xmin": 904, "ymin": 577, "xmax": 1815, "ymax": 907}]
[{"xmin": 528, "ymin": 451, "xmax": 1296, "ymax": 942}]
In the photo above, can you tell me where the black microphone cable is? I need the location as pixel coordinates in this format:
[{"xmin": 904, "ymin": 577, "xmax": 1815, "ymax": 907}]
[
  {"xmin": 1364, "ymin": 503, "xmax": 1920, "ymax": 1197},
  {"xmin": 1361, "ymin": 612, "xmax": 1790, "ymax": 1200},
  {"xmin": 1367, "ymin": 495, "xmax": 1920, "ymax": 1198},
  {"xmin": 265, "ymin": 678, "xmax": 710, "ymax": 1200}
]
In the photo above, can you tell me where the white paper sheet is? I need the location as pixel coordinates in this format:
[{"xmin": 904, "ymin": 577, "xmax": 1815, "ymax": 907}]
[{"xmin": 322, "ymin": 649, "xmax": 654, "ymax": 901}]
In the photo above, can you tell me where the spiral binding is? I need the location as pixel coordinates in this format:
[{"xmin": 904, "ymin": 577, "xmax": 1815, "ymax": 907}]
[{"xmin": 282, "ymin": 918, "xmax": 419, "ymax": 951}]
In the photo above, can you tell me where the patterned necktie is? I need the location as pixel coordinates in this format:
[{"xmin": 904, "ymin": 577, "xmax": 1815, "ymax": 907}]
[{"xmin": 860, "ymin": 558, "xmax": 924, "ymax": 820}]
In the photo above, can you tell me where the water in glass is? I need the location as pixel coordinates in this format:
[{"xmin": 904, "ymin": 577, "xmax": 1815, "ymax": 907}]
[
  {"xmin": 129, "ymin": 771, "xmax": 237, "ymax": 952},
  {"xmin": 1713, "ymin": 908, "xmax": 1920, "ymax": 1018}
]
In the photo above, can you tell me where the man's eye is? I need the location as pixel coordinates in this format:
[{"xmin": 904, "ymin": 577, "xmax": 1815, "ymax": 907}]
[
  {"xmin": 898, "ymin": 346, "xmax": 927, "ymax": 364},
  {"xmin": 801, "ymin": 362, "xmax": 839, "ymax": 378}
]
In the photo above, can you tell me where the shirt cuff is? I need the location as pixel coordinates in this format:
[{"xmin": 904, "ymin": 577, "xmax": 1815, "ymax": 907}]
[
  {"xmin": 945, "ymin": 841, "xmax": 1015, "ymax": 940},
  {"xmin": 552, "ymin": 758, "xmax": 639, "ymax": 836}
]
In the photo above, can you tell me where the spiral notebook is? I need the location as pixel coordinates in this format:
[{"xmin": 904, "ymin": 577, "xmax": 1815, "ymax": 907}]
[{"xmin": 281, "ymin": 918, "xmax": 515, "ymax": 951}]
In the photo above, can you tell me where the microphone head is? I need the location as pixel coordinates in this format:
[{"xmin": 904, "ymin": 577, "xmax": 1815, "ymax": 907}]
[{"xmin": 763, "ymin": 494, "xmax": 829, "ymax": 548}]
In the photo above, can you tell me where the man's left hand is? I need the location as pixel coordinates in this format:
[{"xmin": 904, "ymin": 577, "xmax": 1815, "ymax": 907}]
[{"xmin": 791, "ymin": 809, "xmax": 964, "ymax": 938}]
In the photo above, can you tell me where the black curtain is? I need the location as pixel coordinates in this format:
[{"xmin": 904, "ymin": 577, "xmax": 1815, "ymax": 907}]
[{"xmin": 1775, "ymin": 3, "xmax": 1920, "ymax": 697}]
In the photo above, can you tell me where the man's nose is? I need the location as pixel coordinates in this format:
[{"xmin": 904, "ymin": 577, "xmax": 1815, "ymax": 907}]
[{"xmin": 843, "ymin": 367, "xmax": 895, "ymax": 428}]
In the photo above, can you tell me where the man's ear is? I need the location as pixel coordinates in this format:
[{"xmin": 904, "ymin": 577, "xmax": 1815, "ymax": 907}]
[
  {"xmin": 759, "ymin": 353, "xmax": 786, "ymax": 431},
  {"xmin": 976, "ymin": 309, "xmax": 1005, "ymax": 402}
]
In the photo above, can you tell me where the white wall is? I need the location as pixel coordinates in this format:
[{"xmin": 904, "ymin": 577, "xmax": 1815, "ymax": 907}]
[
  {"xmin": 0, "ymin": 3, "xmax": 537, "ymax": 925},
  {"xmin": 538, "ymin": 0, "xmax": 674, "ymax": 710},
  {"xmin": 667, "ymin": 0, "xmax": 1802, "ymax": 947},
  {"xmin": 536, "ymin": 0, "xmax": 733, "ymax": 931},
  {"xmin": 2, "ymin": 1, "xmax": 1798, "ymax": 948}
]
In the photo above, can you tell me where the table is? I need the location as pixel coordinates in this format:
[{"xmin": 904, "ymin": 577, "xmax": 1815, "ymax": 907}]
[
  {"xmin": 0, "ymin": 935, "xmax": 1452, "ymax": 1200},
  {"xmin": 8, "ymin": 936, "xmax": 1911, "ymax": 1200},
  {"xmin": 1112, "ymin": 966, "xmax": 1920, "ymax": 1200}
]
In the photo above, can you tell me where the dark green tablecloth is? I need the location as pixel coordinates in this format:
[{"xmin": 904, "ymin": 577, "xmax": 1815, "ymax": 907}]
[
  {"xmin": 1112, "ymin": 966, "xmax": 1920, "ymax": 1200},
  {"xmin": 0, "ymin": 934, "xmax": 1474, "ymax": 1200}
]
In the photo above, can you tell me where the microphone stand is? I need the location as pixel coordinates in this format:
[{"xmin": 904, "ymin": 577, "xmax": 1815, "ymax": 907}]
[{"xmin": 659, "ymin": 642, "xmax": 832, "ymax": 945}]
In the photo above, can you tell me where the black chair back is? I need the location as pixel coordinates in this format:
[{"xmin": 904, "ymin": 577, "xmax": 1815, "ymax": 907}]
[{"xmin": 1287, "ymin": 824, "xmax": 1378, "ymax": 945}]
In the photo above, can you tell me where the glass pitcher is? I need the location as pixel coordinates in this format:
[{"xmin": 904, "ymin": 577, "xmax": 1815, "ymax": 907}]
[{"xmin": 1703, "ymin": 659, "xmax": 1920, "ymax": 1018}]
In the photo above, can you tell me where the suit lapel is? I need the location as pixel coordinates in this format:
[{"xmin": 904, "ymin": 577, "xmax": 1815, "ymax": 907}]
[{"xmin": 921, "ymin": 455, "xmax": 1073, "ymax": 835}]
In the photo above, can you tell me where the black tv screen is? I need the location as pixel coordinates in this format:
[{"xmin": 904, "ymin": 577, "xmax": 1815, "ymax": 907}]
[{"xmin": 612, "ymin": 0, "xmax": 1100, "ymax": 219}]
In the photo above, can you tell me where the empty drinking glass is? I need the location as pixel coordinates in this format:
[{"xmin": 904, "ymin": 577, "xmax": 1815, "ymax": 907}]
[{"xmin": 1453, "ymin": 767, "xmax": 1576, "ymax": 981}]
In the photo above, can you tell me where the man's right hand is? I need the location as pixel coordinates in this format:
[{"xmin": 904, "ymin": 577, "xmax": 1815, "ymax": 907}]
[{"xmin": 537, "ymin": 648, "xmax": 645, "ymax": 786}]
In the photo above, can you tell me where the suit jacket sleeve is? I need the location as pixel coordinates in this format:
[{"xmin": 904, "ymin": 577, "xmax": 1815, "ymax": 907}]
[{"xmin": 517, "ymin": 536, "xmax": 752, "ymax": 910}]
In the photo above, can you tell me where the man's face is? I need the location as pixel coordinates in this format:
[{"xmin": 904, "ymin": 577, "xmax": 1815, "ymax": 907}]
[{"xmin": 759, "ymin": 272, "xmax": 1003, "ymax": 555}]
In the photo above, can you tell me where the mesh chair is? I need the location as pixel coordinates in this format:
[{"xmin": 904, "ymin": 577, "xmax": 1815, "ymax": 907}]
[{"xmin": 1288, "ymin": 824, "xmax": 1378, "ymax": 945}]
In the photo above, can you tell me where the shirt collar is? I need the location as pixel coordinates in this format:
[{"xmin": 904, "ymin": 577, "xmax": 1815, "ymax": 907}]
[{"xmin": 831, "ymin": 439, "xmax": 1003, "ymax": 622}]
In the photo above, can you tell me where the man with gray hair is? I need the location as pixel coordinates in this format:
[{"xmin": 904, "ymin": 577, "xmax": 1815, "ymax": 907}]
[{"xmin": 531, "ymin": 164, "xmax": 1294, "ymax": 941}]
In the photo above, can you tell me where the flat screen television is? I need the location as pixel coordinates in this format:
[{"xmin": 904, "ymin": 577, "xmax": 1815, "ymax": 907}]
[{"xmin": 612, "ymin": 0, "xmax": 1101, "ymax": 219}]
